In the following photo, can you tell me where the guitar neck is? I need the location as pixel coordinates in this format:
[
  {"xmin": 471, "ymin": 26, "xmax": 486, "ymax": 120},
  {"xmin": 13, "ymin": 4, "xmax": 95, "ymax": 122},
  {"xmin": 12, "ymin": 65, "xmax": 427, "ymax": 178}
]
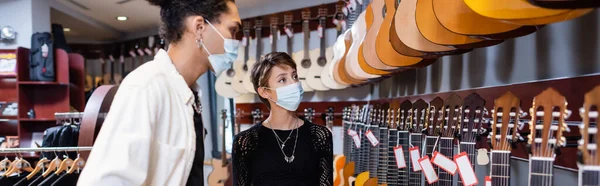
[
  {"xmin": 319, "ymin": 17, "xmax": 326, "ymax": 58},
  {"xmin": 581, "ymin": 169, "xmax": 600, "ymax": 186},
  {"xmin": 438, "ymin": 138, "xmax": 455, "ymax": 186},
  {"xmin": 271, "ymin": 26, "xmax": 278, "ymax": 51},
  {"xmin": 287, "ymin": 25, "xmax": 293, "ymax": 55},
  {"xmin": 387, "ymin": 129, "xmax": 399, "ymax": 185},
  {"xmin": 378, "ymin": 126, "xmax": 389, "ymax": 184},
  {"xmin": 359, "ymin": 124, "xmax": 369, "ymax": 174},
  {"xmin": 255, "ymin": 28, "xmax": 262, "ymax": 62},
  {"xmin": 343, "ymin": 120, "xmax": 351, "ymax": 162},
  {"xmin": 303, "ymin": 20, "xmax": 310, "ymax": 60},
  {"xmin": 243, "ymin": 30, "xmax": 250, "ymax": 64},
  {"xmin": 424, "ymin": 136, "xmax": 439, "ymax": 186},
  {"xmin": 458, "ymin": 142, "xmax": 477, "ymax": 185},
  {"xmin": 490, "ymin": 150, "xmax": 511, "ymax": 186},
  {"xmin": 397, "ymin": 131, "xmax": 410, "ymax": 185},
  {"xmin": 409, "ymin": 133, "xmax": 423, "ymax": 186},
  {"xmin": 529, "ymin": 158, "xmax": 555, "ymax": 186}
]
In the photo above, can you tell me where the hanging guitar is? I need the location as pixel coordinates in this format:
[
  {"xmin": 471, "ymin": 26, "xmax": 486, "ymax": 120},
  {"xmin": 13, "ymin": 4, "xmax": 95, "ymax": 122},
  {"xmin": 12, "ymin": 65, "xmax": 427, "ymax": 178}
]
[
  {"xmin": 297, "ymin": 9, "xmax": 315, "ymax": 92},
  {"xmin": 306, "ymin": 7, "xmax": 331, "ymax": 91},
  {"xmin": 207, "ymin": 109, "xmax": 232, "ymax": 186},
  {"xmin": 231, "ymin": 21, "xmax": 251, "ymax": 94},
  {"xmin": 457, "ymin": 93, "xmax": 486, "ymax": 186},
  {"xmin": 578, "ymin": 85, "xmax": 600, "ymax": 186},
  {"xmin": 241, "ymin": 18, "xmax": 262, "ymax": 94}
]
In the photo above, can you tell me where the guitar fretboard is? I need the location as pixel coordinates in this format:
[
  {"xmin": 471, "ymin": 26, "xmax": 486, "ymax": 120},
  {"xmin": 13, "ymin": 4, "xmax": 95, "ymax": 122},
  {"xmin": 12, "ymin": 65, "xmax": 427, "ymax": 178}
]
[
  {"xmin": 368, "ymin": 125, "xmax": 380, "ymax": 178},
  {"xmin": 529, "ymin": 158, "xmax": 555, "ymax": 186},
  {"xmin": 581, "ymin": 168, "xmax": 600, "ymax": 186},
  {"xmin": 387, "ymin": 129, "xmax": 399, "ymax": 186},
  {"xmin": 425, "ymin": 136, "xmax": 439, "ymax": 186},
  {"xmin": 409, "ymin": 133, "xmax": 423, "ymax": 186},
  {"xmin": 378, "ymin": 127, "xmax": 388, "ymax": 184},
  {"xmin": 438, "ymin": 138, "xmax": 454, "ymax": 186},
  {"xmin": 458, "ymin": 142, "xmax": 476, "ymax": 185},
  {"xmin": 343, "ymin": 120, "xmax": 351, "ymax": 162},
  {"xmin": 490, "ymin": 151, "xmax": 511, "ymax": 186},
  {"xmin": 398, "ymin": 131, "xmax": 410, "ymax": 185}
]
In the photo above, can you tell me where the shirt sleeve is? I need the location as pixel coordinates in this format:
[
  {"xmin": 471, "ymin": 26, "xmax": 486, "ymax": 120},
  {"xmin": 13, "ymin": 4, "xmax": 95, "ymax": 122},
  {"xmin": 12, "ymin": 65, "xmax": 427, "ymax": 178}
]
[
  {"xmin": 314, "ymin": 125, "xmax": 334, "ymax": 186},
  {"xmin": 232, "ymin": 130, "xmax": 254, "ymax": 186},
  {"xmin": 77, "ymin": 85, "xmax": 159, "ymax": 186}
]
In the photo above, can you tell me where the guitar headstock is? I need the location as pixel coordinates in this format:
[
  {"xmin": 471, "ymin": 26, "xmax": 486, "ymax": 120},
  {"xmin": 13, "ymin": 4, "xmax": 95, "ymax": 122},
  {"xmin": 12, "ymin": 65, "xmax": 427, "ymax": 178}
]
[
  {"xmin": 284, "ymin": 13, "xmax": 293, "ymax": 27},
  {"xmin": 460, "ymin": 93, "xmax": 486, "ymax": 143},
  {"xmin": 425, "ymin": 97, "xmax": 444, "ymax": 136},
  {"xmin": 255, "ymin": 18, "xmax": 263, "ymax": 30},
  {"xmin": 304, "ymin": 108, "xmax": 315, "ymax": 122},
  {"xmin": 412, "ymin": 99, "xmax": 428, "ymax": 133},
  {"xmin": 387, "ymin": 108, "xmax": 395, "ymax": 129},
  {"xmin": 221, "ymin": 109, "xmax": 227, "ymax": 120},
  {"xmin": 243, "ymin": 21, "xmax": 251, "ymax": 37},
  {"xmin": 252, "ymin": 108, "xmax": 263, "ymax": 124},
  {"xmin": 579, "ymin": 86, "xmax": 600, "ymax": 166},
  {"xmin": 528, "ymin": 88, "xmax": 570, "ymax": 158},
  {"xmin": 270, "ymin": 14, "xmax": 279, "ymax": 27},
  {"xmin": 335, "ymin": 1, "xmax": 345, "ymax": 20},
  {"xmin": 490, "ymin": 91, "xmax": 522, "ymax": 151},
  {"xmin": 319, "ymin": 7, "xmax": 328, "ymax": 23},
  {"xmin": 302, "ymin": 8, "xmax": 312, "ymax": 21},
  {"xmin": 440, "ymin": 94, "xmax": 463, "ymax": 138},
  {"xmin": 399, "ymin": 100, "xmax": 413, "ymax": 131}
]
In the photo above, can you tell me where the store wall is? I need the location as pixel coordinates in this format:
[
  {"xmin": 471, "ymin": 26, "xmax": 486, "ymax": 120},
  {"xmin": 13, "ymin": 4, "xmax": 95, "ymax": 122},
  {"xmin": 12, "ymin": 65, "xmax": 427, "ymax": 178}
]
[{"xmin": 0, "ymin": 0, "xmax": 33, "ymax": 49}]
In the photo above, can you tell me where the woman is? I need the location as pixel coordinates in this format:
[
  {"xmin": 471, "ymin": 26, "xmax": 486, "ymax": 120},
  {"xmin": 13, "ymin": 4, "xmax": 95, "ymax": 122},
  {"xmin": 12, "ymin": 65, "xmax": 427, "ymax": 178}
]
[
  {"xmin": 232, "ymin": 52, "xmax": 333, "ymax": 186},
  {"xmin": 77, "ymin": 0, "xmax": 241, "ymax": 185}
]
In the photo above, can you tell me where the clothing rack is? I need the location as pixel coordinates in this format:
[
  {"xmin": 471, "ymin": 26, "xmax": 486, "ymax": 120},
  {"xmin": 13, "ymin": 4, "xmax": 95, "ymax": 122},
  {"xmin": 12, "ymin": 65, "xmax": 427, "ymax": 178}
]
[
  {"xmin": 0, "ymin": 146, "xmax": 93, "ymax": 153},
  {"xmin": 54, "ymin": 112, "xmax": 84, "ymax": 120}
]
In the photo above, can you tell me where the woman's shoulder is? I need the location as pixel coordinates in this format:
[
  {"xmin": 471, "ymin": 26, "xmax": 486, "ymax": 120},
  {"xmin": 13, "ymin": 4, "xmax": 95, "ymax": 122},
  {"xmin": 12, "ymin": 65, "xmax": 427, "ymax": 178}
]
[
  {"xmin": 304, "ymin": 120, "xmax": 332, "ymax": 140},
  {"xmin": 233, "ymin": 124, "xmax": 261, "ymax": 146}
]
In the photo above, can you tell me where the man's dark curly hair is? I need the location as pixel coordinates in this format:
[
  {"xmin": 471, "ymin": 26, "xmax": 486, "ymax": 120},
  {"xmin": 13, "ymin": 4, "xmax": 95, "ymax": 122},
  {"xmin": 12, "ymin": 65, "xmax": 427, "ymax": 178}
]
[{"xmin": 147, "ymin": 0, "xmax": 235, "ymax": 43}]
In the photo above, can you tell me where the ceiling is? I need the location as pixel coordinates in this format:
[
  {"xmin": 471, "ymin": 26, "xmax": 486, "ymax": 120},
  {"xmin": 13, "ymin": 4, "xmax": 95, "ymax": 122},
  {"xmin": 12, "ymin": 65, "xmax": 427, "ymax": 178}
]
[{"xmin": 52, "ymin": 0, "xmax": 336, "ymax": 43}]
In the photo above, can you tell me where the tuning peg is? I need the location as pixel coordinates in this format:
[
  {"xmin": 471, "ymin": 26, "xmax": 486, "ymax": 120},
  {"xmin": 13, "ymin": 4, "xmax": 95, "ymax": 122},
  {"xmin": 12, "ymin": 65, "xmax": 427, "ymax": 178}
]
[
  {"xmin": 577, "ymin": 150, "xmax": 584, "ymax": 164},
  {"xmin": 526, "ymin": 144, "xmax": 532, "ymax": 154},
  {"xmin": 520, "ymin": 109, "xmax": 528, "ymax": 118},
  {"xmin": 555, "ymin": 147, "xmax": 562, "ymax": 156},
  {"xmin": 564, "ymin": 109, "xmax": 572, "ymax": 120}
]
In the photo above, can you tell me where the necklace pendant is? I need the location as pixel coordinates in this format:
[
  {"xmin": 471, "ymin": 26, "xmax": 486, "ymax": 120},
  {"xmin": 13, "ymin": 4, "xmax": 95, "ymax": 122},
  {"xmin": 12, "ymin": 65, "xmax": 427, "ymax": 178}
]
[
  {"xmin": 285, "ymin": 155, "xmax": 295, "ymax": 163},
  {"xmin": 281, "ymin": 144, "xmax": 285, "ymax": 148}
]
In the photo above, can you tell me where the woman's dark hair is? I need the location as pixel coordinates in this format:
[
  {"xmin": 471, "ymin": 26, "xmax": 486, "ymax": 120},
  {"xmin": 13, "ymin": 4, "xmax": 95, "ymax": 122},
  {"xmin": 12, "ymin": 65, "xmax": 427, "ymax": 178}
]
[
  {"xmin": 147, "ymin": 0, "xmax": 234, "ymax": 43},
  {"xmin": 251, "ymin": 52, "xmax": 297, "ymax": 109}
]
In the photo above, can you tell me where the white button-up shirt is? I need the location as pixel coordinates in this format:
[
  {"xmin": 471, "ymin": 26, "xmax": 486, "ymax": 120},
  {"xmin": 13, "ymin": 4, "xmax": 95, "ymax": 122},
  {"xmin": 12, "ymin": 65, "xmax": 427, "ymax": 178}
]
[{"xmin": 78, "ymin": 50, "xmax": 201, "ymax": 186}]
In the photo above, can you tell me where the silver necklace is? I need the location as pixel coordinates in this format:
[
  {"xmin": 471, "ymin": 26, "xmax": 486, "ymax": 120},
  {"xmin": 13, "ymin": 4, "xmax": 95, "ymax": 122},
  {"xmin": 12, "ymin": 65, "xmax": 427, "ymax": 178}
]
[
  {"xmin": 266, "ymin": 120, "xmax": 295, "ymax": 147},
  {"xmin": 267, "ymin": 118, "xmax": 299, "ymax": 163}
]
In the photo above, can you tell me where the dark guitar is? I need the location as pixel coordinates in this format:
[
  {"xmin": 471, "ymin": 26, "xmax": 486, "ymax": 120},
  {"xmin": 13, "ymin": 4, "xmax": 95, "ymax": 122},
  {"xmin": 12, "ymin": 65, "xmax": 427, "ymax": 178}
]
[
  {"xmin": 397, "ymin": 100, "xmax": 413, "ymax": 185},
  {"xmin": 409, "ymin": 99, "xmax": 428, "ymax": 186},
  {"xmin": 578, "ymin": 85, "xmax": 600, "ymax": 186},
  {"xmin": 437, "ymin": 94, "xmax": 462, "ymax": 186},
  {"xmin": 527, "ymin": 88, "xmax": 570, "ymax": 186},
  {"xmin": 386, "ymin": 108, "xmax": 398, "ymax": 186},
  {"xmin": 424, "ymin": 97, "xmax": 444, "ymax": 186},
  {"xmin": 458, "ymin": 93, "xmax": 486, "ymax": 185},
  {"xmin": 377, "ymin": 108, "xmax": 389, "ymax": 185},
  {"xmin": 489, "ymin": 91, "xmax": 522, "ymax": 186}
]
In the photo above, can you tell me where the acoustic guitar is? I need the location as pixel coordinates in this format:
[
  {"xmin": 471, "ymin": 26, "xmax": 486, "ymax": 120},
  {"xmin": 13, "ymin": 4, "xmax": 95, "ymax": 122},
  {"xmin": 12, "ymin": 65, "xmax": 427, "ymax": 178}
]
[
  {"xmin": 306, "ymin": 7, "xmax": 332, "ymax": 91},
  {"xmin": 334, "ymin": 30, "xmax": 363, "ymax": 85},
  {"xmin": 578, "ymin": 85, "xmax": 600, "ymax": 186},
  {"xmin": 231, "ymin": 21, "xmax": 251, "ymax": 94},
  {"xmin": 207, "ymin": 110, "xmax": 232, "ymax": 186},
  {"xmin": 489, "ymin": 91, "xmax": 522, "ymax": 186},
  {"xmin": 436, "ymin": 94, "xmax": 462, "ymax": 186},
  {"xmin": 528, "ymin": 0, "xmax": 600, "ymax": 9},
  {"xmin": 463, "ymin": 0, "xmax": 592, "ymax": 25},
  {"xmin": 395, "ymin": 0, "xmax": 468, "ymax": 55},
  {"xmin": 241, "ymin": 18, "xmax": 263, "ymax": 94},
  {"xmin": 345, "ymin": 11, "xmax": 380, "ymax": 81},
  {"xmin": 215, "ymin": 57, "xmax": 242, "ymax": 98},
  {"xmin": 415, "ymin": 0, "xmax": 504, "ymax": 49},
  {"xmin": 297, "ymin": 9, "xmax": 315, "ymax": 92},
  {"xmin": 322, "ymin": 28, "xmax": 349, "ymax": 89},
  {"xmin": 527, "ymin": 88, "xmax": 570, "ymax": 186},
  {"xmin": 423, "ymin": 97, "xmax": 444, "ymax": 185},
  {"xmin": 457, "ymin": 93, "xmax": 486, "ymax": 186},
  {"xmin": 359, "ymin": 0, "xmax": 396, "ymax": 75},
  {"xmin": 375, "ymin": 0, "xmax": 436, "ymax": 68},
  {"xmin": 408, "ymin": 99, "xmax": 428, "ymax": 185}
]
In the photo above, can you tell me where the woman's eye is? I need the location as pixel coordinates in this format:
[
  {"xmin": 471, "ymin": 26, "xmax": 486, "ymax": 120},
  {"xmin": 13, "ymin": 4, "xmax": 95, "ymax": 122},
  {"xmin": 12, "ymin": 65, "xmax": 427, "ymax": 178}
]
[
  {"xmin": 278, "ymin": 78, "xmax": 286, "ymax": 83},
  {"xmin": 292, "ymin": 75, "xmax": 298, "ymax": 80}
]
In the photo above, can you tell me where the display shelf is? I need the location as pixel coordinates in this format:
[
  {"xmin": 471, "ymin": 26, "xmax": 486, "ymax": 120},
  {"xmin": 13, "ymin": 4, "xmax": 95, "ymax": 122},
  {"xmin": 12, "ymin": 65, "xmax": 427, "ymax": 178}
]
[
  {"xmin": 18, "ymin": 81, "xmax": 69, "ymax": 86},
  {"xmin": 0, "ymin": 115, "xmax": 17, "ymax": 120},
  {"xmin": 0, "ymin": 74, "xmax": 16, "ymax": 78},
  {"xmin": 19, "ymin": 118, "xmax": 56, "ymax": 122}
]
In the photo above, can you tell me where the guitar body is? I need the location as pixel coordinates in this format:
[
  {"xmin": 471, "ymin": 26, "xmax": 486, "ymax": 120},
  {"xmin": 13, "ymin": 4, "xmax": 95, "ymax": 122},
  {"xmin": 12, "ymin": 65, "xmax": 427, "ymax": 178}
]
[
  {"xmin": 242, "ymin": 56, "xmax": 257, "ymax": 93},
  {"xmin": 528, "ymin": 0, "xmax": 600, "ymax": 9},
  {"xmin": 232, "ymin": 53, "xmax": 248, "ymax": 94},
  {"xmin": 215, "ymin": 69, "xmax": 241, "ymax": 98},
  {"xmin": 354, "ymin": 172, "xmax": 370, "ymax": 186},
  {"xmin": 342, "ymin": 162, "xmax": 355, "ymax": 186},
  {"xmin": 503, "ymin": 8, "xmax": 593, "ymax": 25},
  {"xmin": 346, "ymin": 12, "xmax": 380, "ymax": 81},
  {"xmin": 463, "ymin": 0, "xmax": 570, "ymax": 20},
  {"xmin": 415, "ymin": 0, "xmax": 503, "ymax": 49},
  {"xmin": 363, "ymin": 178, "xmax": 378, "ymax": 186},
  {"xmin": 333, "ymin": 155, "xmax": 346, "ymax": 186},
  {"xmin": 360, "ymin": 1, "xmax": 395, "ymax": 74},
  {"xmin": 322, "ymin": 33, "xmax": 349, "ymax": 89},
  {"xmin": 306, "ymin": 45, "xmax": 333, "ymax": 91},
  {"xmin": 294, "ymin": 49, "xmax": 315, "ymax": 92},
  {"xmin": 433, "ymin": 0, "xmax": 540, "ymax": 40},
  {"xmin": 376, "ymin": 0, "xmax": 432, "ymax": 68},
  {"xmin": 207, "ymin": 156, "xmax": 231, "ymax": 186},
  {"xmin": 335, "ymin": 31, "xmax": 363, "ymax": 85},
  {"xmin": 395, "ymin": 0, "xmax": 467, "ymax": 55}
]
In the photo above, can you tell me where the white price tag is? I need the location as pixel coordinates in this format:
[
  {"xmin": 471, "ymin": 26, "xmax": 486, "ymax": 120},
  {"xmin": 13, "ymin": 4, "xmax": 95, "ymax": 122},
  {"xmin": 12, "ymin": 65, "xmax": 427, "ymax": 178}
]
[
  {"xmin": 154, "ymin": 47, "xmax": 160, "ymax": 53},
  {"xmin": 431, "ymin": 151, "xmax": 457, "ymax": 175},
  {"xmin": 419, "ymin": 155, "xmax": 439, "ymax": 184},
  {"xmin": 455, "ymin": 152, "xmax": 478, "ymax": 186},
  {"xmin": 342, "ymin": 7, "xmax": 349, "ymax": 16},
  {"xmin": 242, "ymin": 36, "xmax": 248, "ymax": 47},
  {"xmin": 348, "ymin": 129, "xmax": 357, "ymax": 136},
  {"xmin": 356, "ymin": 0, "xmax": 363, "ymax": 5},
  {"xmin": 144, "ymin": 48, "xmax": 153, "ymax": 55},
  {"xmin": 284, "ymin": 27, "xmax": 293, "ymax": 38},
  {"xmin": 352, "ymin": 135, "xmax": 361, "ymax": 148},
  {"xmin": 341, "ymin": 20, "xmax": 347, "ymax": 31},
  {"xmin": 108, "ymin": 55, "xmax": 115, "ymax": 62},
  {"xmin": 269, "ymin": 34, "xmax": 273, "ymax": 44},
  {"xmin": 485, "ymin": 176, "xmax": 492, "ymax": 186},
  {"xmin": 129, "ymin": 51, "xmax": 137, "ymax": 58},
  {"xmin": 318, "ymin": 25, "xmax": 323, "ymax": 38},
  {"xmin": 394, "ymin": 146, "xmax": 407, "ymax": 168},
  {"xmin": 119, "ymin": 55, "xmax": 125, "ymax": 63},
  {"xmin": 409, "ymin": 146, "xmax": 422, "ymax": 171},
  {"xmin": 365, "ymin": 130, "xmax": 379, "ymax": 146},
  {"xmin": 41, "ymin": 44, "xmax": 49, "ymax": 58},
  {"xmin": 277, "ymin": 29, "xmax": 282, "ymax": 40}
]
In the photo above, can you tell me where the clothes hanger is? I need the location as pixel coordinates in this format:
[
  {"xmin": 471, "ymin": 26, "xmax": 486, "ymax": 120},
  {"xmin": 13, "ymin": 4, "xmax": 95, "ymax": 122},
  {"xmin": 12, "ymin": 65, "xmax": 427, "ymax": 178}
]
[
  {"xmin": 0, "ymin": 153, "xmax": 11, "ymax": 172},
  {"xmin": 2, "ymin": 155, "xmax": 20, "ymax": 177},
  {"xmin": 53, "ymin": 149, "xmax": 73, "ymax": 175},
  {"xmin": 26, "ymin": 157, "xmax": 49, "ymax": 179},
  {"xmin": 42, "ymin": 150, "xmax": 61, "ymax": 178},
  {"xmin": 66, "ymin": 149, "xmax": 84, "ymax": 174}
]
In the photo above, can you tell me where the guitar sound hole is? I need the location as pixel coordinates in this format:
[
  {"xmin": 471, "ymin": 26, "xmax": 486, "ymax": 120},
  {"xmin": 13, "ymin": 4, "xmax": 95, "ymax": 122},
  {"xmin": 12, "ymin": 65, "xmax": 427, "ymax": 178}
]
[
  {"xmin": 226, "ymin": 69, "xmax": 235, "ymax": 77},
  {"xmin": 317, "ymin": 57, "xmax": 327, "ymax": 67},
  {"xmin": 301, "ymin": 59, "xmax": 311, "ymax": 68},
  {"xmin": 242, "ymin": 64, "xmax": 248, "ymax": 71}
]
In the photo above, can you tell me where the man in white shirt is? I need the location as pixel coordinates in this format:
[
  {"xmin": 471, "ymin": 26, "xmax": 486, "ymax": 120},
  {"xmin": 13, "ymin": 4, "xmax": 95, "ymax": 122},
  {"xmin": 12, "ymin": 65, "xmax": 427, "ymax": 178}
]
[{"xmin": 77, "ymin": 0, "xmax": 242, "ymax": 185}]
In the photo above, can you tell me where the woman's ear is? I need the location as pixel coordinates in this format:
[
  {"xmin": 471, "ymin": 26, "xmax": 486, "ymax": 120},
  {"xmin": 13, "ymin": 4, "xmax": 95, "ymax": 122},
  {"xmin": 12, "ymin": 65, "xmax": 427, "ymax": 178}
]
[
  {"xmin": 191, "ymin": 16, "xmax": 207, "ymax": 41},
  {"xmin": 257, "ymin": 87, "xmax": 271, "ymax": 100}
]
